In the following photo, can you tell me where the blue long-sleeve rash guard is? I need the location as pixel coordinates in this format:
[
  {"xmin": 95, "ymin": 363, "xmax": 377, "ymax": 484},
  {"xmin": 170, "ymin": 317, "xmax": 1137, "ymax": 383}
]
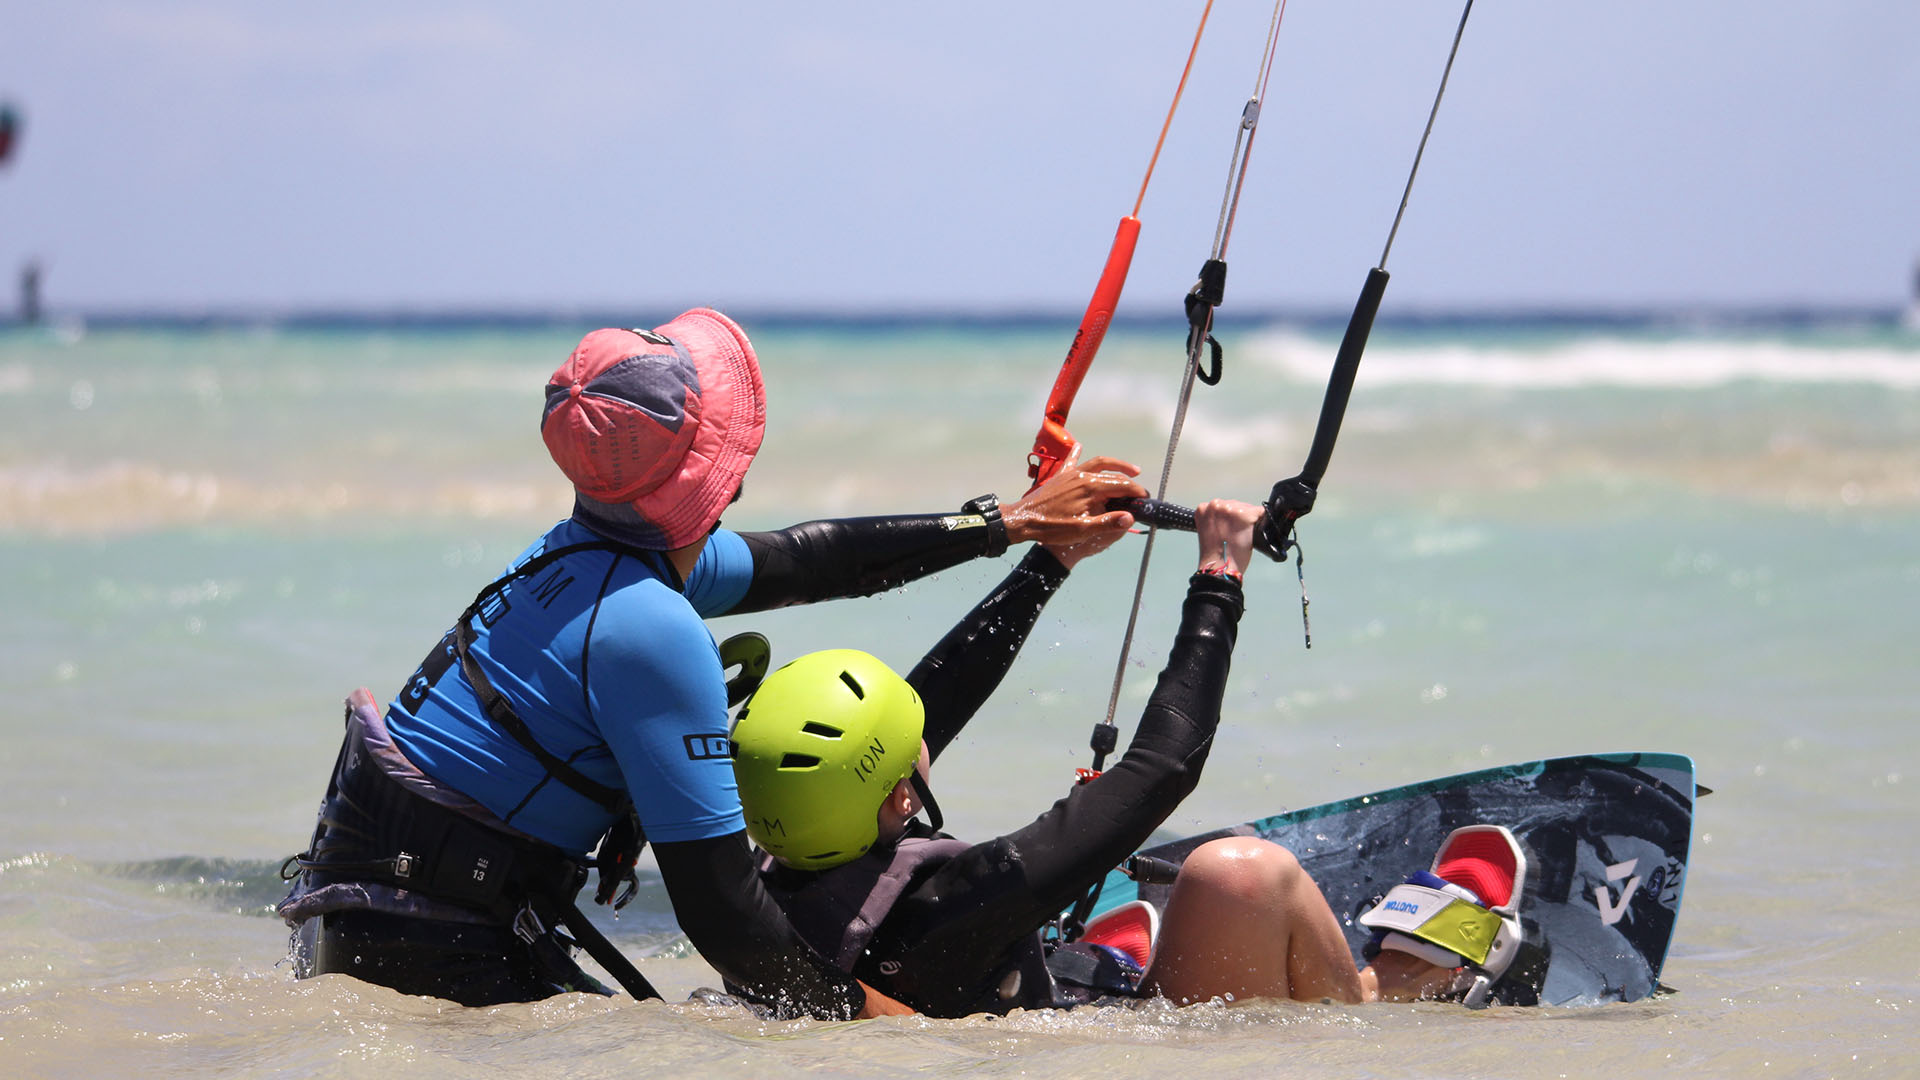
[{"xmin": 386, "ymin": 519, "xmax": 756, "ymax": 853}]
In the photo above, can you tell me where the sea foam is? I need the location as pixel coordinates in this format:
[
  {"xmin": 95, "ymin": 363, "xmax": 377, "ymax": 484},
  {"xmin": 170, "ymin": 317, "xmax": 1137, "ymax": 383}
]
[{"xmin": 1248, "ymin": 331, "xmax": 1920, "ymax": 389}]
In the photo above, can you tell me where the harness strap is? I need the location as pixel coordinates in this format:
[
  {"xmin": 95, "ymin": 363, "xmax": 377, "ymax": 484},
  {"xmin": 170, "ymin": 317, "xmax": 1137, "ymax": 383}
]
[
  {"xmin": 291, "ymin": 706, "xmax": 664, "ymax": 1001},
  {"xmin": 293, "ymin": 717, "xmax": 583, "ymax": 920},
  {"xmin": 452, "ymin": 540, "xmax": 658, "ymax": 814},
  {"xmin": 1045, "ymin": 942, "xmax": 1143, "ymax": 996},
  {"xmin": 555, "ymin": 899, "xmax": 662, "ymax": 1001},
  {"xmin": 449, "ymin": 537, "xmax": 683, "ymax": 1000}
]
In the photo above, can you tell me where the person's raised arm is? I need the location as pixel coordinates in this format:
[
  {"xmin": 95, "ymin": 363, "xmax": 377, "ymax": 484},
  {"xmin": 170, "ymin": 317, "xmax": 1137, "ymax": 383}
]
[
  {"xmin": 878, "ymin": 501, "xmax": 1267, "ymax": 1013},
  {"xmin": 728, "ymin": 457, "xmax": 1143, "ymax": 614},
  {"xmin": 904, "ymin": 491, "xmax": 1136, "ymax": 760}
]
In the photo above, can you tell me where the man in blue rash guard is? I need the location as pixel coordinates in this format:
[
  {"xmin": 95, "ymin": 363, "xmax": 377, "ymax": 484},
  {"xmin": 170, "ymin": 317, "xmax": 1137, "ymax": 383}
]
[{"xmin": 277, "ymin": 308, "xmax": 1147, "ymax": 1018}]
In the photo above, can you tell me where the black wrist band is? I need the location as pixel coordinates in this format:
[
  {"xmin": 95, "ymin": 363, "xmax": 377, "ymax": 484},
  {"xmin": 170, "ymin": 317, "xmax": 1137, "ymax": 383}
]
[
  {"xmin": 961, "ymin": 494, "xmax": 1009, "ymax": 558},
  {"xmin": 1188, "ymin": 569, "xmax": 1246, "ymax": 620}
]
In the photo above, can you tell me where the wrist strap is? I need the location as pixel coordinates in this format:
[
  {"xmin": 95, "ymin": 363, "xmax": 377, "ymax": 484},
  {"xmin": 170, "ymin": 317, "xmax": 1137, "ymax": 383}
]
[
  {"xmin": 1196, "ymin": 562, "xmax": 1243, "ymax": 585},
  {"xmin": 961, "ymin": 494, "xmax": 1009, "ymax": 558}
]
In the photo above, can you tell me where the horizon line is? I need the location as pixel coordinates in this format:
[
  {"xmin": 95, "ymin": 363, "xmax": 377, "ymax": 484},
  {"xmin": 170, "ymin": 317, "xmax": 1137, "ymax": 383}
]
[{"xmin": 2, "ymin": 300, "xmax": 1913, "ymax": 335}]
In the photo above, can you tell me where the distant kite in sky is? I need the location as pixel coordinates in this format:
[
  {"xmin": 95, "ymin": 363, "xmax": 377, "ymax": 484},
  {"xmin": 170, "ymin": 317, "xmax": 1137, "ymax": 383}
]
[{"xmin": 0, "ymin": 104, "xmax": 19, "ymax": 165}]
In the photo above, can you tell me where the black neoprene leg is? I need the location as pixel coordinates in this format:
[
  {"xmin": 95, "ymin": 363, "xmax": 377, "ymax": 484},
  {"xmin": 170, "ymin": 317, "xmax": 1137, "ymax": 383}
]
[{"xmin": 297, "ymin": 909, "xmax": 609, "ymax": 1006}]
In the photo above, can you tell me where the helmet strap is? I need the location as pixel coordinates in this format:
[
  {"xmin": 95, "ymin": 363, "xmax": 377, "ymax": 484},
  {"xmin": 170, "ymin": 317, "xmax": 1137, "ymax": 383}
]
[{"xmin": 907, "ymin": 769, "xmax": 944, "ymax": 833}]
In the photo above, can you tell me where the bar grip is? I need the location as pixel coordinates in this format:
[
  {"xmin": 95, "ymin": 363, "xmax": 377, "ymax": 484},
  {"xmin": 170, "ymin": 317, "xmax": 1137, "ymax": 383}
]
[{"xmin": 1110, "ymin": 497, "xmax": 1283, "ymax": 561}]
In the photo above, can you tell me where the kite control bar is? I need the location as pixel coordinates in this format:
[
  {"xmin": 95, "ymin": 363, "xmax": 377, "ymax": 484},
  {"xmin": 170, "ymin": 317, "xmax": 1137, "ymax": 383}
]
[
  {"xmin": 1094, "ymin": 0, "xmax": 1473, "ymax": 571},
  {"xmin": 1105, "ymin": 259, "xmax": 1393, "ymax": 562}
]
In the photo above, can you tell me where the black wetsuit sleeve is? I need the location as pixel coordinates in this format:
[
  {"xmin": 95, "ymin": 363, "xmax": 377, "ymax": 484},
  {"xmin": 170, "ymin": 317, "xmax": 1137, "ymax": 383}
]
[
  {"xmin": 875, "ymin": 573, "xmax": 1245, "ymax": 1014},
  {"xmin": 906, "ymin": 546, "xmax": 1071, "ymax": 761},
  {"xmin": 728, "ymin": 510, "xmax": 1007, "ymax": 614},
  {"xmin": 651, "ymin": 830, "xmax": 865, "ymax": 1020}
]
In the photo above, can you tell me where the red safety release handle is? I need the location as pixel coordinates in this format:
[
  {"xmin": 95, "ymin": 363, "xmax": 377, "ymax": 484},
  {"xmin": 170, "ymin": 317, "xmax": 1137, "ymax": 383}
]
[{"xmin": 1026, "ymin": 215, "xmax": 1142, "ymax": 491}]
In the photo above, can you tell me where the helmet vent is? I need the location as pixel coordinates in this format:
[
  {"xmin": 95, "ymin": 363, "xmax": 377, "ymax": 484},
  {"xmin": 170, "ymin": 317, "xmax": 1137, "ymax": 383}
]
[
  {"xmin": 801, "ymin": 721, "xmax": 842, "ymax": 738},
  {"xmin": 778, "ymin": 753, "xmax": 821, "ymax": 770},
  {"xmin": 839, "ymin": 670, "xmax": 865, "ymax": 698}
]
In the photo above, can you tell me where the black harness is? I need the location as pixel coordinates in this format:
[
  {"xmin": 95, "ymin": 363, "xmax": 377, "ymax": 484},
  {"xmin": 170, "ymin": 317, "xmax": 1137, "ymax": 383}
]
[
  {"xmin": 285, "ymin": 694, "xmax": 661, "ymax": 1000},
  {"xmin": 452, "ymin": 541, "xmax": 645, "ymax": 814},
  {"xmin": 448, "ymin": 538, "xmax": 769, "ymax": 907},
  {"xmin": 290, "ymin": 537, "xmax": 781, "ymax": 1002},
  {"xmin": 289, "ymin": 539, "xmax": 672, "ymax": 999}
]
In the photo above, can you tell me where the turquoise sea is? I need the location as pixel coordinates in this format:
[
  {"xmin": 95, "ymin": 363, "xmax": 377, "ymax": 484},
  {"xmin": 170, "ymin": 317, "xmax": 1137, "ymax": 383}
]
[{"xmin": 2, "ymin": 315, "xmax": 1916, "ymax": 1077}]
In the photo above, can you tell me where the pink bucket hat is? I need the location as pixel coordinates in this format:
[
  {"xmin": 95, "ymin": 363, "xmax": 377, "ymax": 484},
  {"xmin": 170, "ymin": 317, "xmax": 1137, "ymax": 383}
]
[{"xmin": 542, "ymin": 309, "xmax": 766, "ymax": 550}]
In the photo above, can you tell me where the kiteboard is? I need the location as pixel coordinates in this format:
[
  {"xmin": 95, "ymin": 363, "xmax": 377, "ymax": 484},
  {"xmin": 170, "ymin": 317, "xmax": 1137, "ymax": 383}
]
[{"xmin": 1088, "ymin": 752, "xmax": 1697, "ymax": 1006}]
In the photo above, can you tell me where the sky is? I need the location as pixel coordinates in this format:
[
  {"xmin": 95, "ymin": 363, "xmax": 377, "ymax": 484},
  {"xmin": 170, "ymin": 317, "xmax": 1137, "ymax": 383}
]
[{"xmin": 1, "ymin": 2, "xmax": 1917, "ymax": 315}]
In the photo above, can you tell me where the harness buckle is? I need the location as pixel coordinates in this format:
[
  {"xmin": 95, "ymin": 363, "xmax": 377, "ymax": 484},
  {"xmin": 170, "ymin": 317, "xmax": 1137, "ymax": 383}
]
[{"xmin": 512, "ymin": 903, "xmax": 546, "ymax": 945}]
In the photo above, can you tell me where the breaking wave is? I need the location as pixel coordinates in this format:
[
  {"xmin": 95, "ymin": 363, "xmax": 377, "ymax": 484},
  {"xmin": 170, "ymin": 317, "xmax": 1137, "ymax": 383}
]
[{"xmin": 1249, "ymin": 332, "xmax": 1920, "ymax": 389}]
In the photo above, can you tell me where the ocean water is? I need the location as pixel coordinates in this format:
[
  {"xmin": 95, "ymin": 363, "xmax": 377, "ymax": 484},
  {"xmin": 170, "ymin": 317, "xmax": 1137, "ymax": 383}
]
[{"xmin": 1, "ymin": 316, "xmax": 1916, "ymax": 1077}]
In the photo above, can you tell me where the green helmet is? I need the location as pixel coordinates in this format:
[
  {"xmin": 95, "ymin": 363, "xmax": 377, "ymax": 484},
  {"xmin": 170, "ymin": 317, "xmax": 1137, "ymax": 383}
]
[{"xmin": 730, "ymin": 649, "xmax": 925, "ymax": 871}]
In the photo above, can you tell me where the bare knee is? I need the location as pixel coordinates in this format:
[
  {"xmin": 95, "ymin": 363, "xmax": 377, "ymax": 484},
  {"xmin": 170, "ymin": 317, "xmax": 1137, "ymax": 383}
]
[
  {"xmin": 1174, "ymin": 838, "xmax": 1304, "ymax": 904},
  {"xmin": 1149, "ymin": 838, "xmax": 1336, "ymax": 1004}
]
